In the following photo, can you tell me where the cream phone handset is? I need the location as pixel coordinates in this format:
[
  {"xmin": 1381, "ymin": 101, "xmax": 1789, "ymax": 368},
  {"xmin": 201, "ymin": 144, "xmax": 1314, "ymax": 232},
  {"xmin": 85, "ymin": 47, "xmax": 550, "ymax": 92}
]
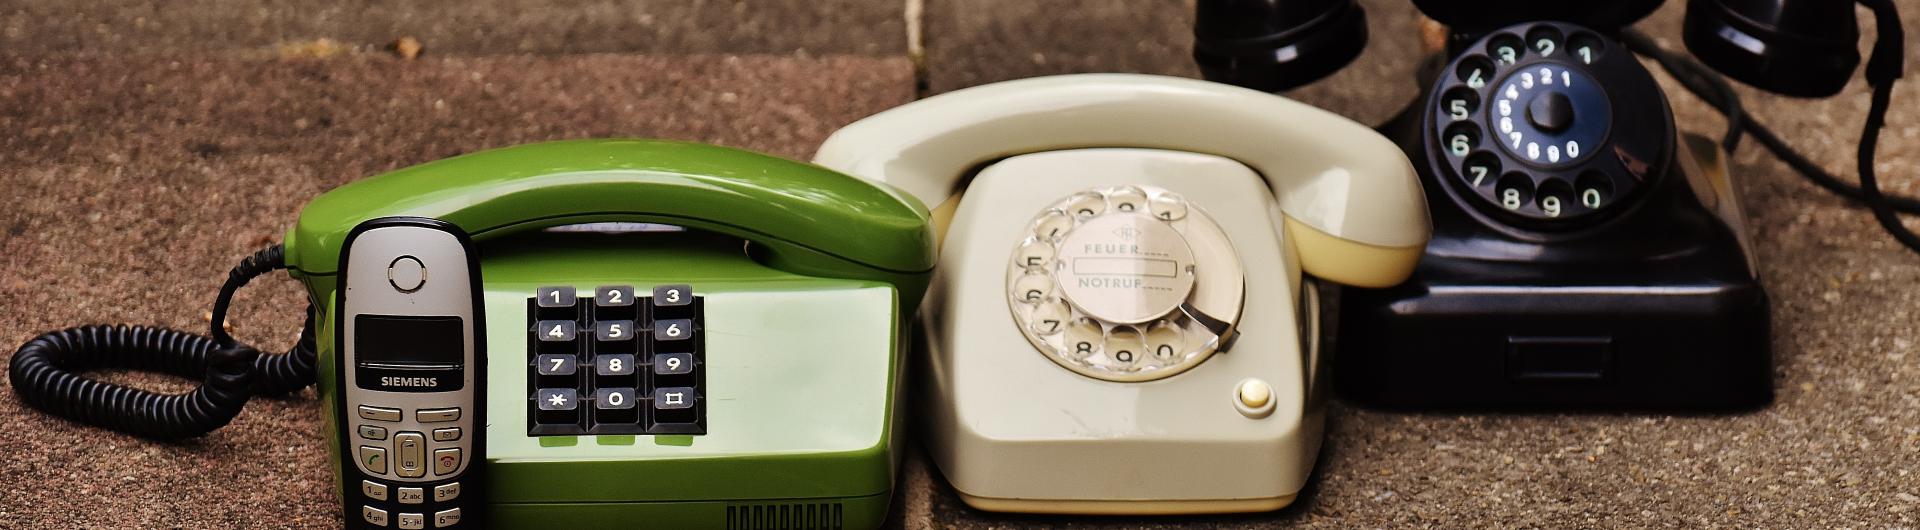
[{"xmin": 816, "ymin": 74, "xmax": 1429, "ymax": 514}]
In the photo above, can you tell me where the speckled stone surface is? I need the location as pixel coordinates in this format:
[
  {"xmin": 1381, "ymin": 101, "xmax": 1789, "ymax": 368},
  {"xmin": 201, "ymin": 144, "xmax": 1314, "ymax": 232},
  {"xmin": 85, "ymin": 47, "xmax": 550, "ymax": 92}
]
[{"xmin": 4, "ymin": 0, "xmax": 1920, "ymax": 528}]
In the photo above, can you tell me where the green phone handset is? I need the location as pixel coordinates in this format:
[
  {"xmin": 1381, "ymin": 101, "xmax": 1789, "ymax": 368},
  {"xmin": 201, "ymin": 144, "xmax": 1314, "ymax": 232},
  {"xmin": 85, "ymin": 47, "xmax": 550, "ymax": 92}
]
[{"xmin": 10, "ymin": 139, "xmax": 935, "ymax": 529}]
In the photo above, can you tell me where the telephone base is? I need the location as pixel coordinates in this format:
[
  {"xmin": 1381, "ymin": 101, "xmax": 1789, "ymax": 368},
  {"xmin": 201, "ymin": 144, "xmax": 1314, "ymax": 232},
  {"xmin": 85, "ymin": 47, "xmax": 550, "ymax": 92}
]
[
  {"xmin": 955, "ymin": 491, "xmax": 1297, "ymax": 515},
  {"xmin": 1335, "ymin": 277, "xmax": 1771, "ymax": 410}
]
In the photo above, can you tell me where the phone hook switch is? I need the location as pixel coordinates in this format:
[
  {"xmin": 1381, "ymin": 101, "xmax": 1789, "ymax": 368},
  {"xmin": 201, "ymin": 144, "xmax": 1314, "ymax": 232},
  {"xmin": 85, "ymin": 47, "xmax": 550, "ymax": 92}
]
[
  {"xmin": 1234, "ymin": 378, "xmax": 1276, "ymax": 419},
  {"xmin": 387, "ymin": 255, "xmax": 427, "ymax": 293}
]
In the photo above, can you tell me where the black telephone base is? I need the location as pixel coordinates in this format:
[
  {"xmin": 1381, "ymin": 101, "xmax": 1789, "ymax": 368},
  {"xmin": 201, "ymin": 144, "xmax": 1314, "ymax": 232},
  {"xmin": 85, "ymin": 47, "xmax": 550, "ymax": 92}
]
[{"xmin": 1335, "ymin": 276, "xmax": 1771, "ymax": 411}]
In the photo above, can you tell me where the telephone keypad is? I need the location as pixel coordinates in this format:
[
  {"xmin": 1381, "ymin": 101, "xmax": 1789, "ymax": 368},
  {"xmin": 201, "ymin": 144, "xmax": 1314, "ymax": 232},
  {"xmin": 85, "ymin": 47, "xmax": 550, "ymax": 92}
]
[
  {"xmin": 359, "ymin": 425, "xmax": 389, "ymax": 441},
  {"xmin": 432, "ymin": 483, "xmax": 460, "ymax": 503},
  {"xmin": 398, "ymin": 512, "xmax": 425, "ymax": 529},
  {"xmin": 431, "ymin": 427, "xmax": 461, "ymax": 442},
  {"xmin": 416, "ymin": 408, "xmax": 460, "ymax": 423},
  {"xmin": 395, "ymin": 432, "xmax": 427, "ymax": 478},
  {"xmin": 433, "ymin": 448, "xmax": 461, "ymax": 476},
  {"xmin": 434, "ymin": 508, "xmax": 462, "ymax": 528},
  {"xmin": 359, "ymin": 445, "xmax": 389, "ymax": 474},
  {"xmin": 397, "ymin": 486, "xmax": 425, "ymax": 504},
  {"xmin": 527, "ymin": 284, "xmax": 707, "ymax": 435}
]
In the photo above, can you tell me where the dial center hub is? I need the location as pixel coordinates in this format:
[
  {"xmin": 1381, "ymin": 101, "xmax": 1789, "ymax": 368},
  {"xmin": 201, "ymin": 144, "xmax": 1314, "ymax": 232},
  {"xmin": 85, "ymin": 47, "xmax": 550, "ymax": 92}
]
[
  {"xmin": 1055, "ymin": 212, "xmax": 1196, "ymax": 325},
  {"xmin": 1527, "ymin": 91, "xmax": 1575, "ymax": 133}
]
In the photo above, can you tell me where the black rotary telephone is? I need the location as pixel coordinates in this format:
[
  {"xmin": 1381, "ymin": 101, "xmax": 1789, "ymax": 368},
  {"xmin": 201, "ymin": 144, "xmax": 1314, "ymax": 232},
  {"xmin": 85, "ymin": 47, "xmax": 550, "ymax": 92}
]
[{"xmin": 1196, "ymin": 0, "xmax": 1907, "ymax": 409}]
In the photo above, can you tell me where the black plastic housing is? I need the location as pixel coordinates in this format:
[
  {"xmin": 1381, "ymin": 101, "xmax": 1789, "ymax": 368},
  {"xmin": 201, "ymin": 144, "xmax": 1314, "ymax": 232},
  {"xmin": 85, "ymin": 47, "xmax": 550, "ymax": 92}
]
[
  {"xmin": 1683, "ymin": 0, "xmax": 1861, "ymax": 98},
  {"xmin": 1193, "ymin": 0, "xmax": 1368, "ymax": 92}
]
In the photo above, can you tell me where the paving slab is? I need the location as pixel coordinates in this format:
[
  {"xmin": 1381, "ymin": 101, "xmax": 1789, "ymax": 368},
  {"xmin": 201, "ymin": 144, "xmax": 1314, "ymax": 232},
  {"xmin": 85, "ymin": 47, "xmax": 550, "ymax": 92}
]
[{"xmin": 2, "ymin": 0, "xmax": 906, "ymax": 56}]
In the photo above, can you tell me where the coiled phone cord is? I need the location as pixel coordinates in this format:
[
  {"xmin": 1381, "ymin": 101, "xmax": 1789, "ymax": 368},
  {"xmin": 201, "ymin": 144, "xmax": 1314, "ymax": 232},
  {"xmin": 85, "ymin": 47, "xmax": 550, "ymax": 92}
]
[
  {"xmin": 1624, "ymin": 0, "xmax": 1916, "ymax": 254},
  {"xmin": 6, "ymin": 245, "xmax": 318, "ymax": 439}
]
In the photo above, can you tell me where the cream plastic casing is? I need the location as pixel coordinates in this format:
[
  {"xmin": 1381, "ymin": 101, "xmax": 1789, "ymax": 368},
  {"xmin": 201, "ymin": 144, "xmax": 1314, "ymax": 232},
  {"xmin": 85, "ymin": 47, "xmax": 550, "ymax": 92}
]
[{"xmin": 814, "ymin": 74, "xmax": 1429, "ymax": 513}]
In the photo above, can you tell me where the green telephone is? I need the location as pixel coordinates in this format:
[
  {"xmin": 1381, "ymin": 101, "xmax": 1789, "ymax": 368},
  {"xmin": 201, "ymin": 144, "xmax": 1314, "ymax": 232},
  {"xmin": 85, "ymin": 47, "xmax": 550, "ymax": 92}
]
[{"xmin": 10, "ymin": 139, "xmax": 935, "ymax": 529}]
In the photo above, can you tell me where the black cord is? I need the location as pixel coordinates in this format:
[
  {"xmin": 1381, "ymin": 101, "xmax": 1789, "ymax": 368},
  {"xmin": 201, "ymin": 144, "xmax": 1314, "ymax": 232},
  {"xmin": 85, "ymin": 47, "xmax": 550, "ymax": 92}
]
[
  {"xmin": 7, "ymin": 245, "xmax": 318, "ymax": 439},
  {"xmin": 1623, "ymin": 2, "xmax": 1916, "ymax": 255}
]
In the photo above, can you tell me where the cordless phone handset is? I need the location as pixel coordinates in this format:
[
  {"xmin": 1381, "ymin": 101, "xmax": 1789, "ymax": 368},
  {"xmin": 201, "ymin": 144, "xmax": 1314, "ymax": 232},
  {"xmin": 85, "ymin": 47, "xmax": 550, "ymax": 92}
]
[{"xmin": 335, "ymin": 217, "xmax": 483, "ymax": 529}]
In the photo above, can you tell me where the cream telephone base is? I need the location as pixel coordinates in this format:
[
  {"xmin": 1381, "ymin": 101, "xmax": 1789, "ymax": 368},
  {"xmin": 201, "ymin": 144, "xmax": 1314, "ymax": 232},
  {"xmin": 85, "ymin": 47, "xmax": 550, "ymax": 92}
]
[{"xmin": 816, "ymin": 74, "xmax": 1428, "ymax": 514}]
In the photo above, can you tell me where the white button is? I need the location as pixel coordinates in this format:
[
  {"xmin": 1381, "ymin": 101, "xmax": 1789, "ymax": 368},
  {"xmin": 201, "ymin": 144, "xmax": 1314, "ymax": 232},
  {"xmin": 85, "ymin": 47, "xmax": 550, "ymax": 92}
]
[
  {"xmin": 398, "ymin": 512, "xmax": 425, "ymax": 529},
  {"xmin": 433, "ymin": 448, "xmax": 462, "ymax": 475},
  {"xmin": 362, "ymin": 506, "xmax": 390, "ymax": 527},
  {"xmin": 358, "ymin": 405, "xmax": 402, "ymax": 422},
  {"xmin": 361, "ymin": 480, "xmax": 389, "ymax": 501},
  {"xmin": 1235, "ymin": 378, "xmax": 1276, "ymax": 418},
  {"xmin": 434, "ymin": 508, "xmax": 463, "ymax": 528},
  {"xmin": 433, "ymin": 482, "xmax": 461, "ymax": 503},
  {"xmin": 397, "ymin": 486, "xmax": 425, "ymax": 504},
  {"xmin": 431, "ymin": 427, "xmax": 462, "ymax": 442},
  {"xmin": 387, "ymin": 256, "xmax": 427, "ymax": 293}
]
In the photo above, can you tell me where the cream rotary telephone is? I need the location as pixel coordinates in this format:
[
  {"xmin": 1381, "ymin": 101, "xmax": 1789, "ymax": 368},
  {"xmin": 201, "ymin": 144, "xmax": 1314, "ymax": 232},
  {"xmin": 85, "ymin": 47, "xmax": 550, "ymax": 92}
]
[{"xmin": 816, "ymin": 74, "xmax": 1430, "ymax": 514}]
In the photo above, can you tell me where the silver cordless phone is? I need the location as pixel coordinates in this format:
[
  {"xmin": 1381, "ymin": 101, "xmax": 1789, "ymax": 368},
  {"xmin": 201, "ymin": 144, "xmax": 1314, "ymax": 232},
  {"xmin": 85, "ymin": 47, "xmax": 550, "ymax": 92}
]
[{"xmin": 337, "ymin": 217, "xmax": 485, "ymax": 529}]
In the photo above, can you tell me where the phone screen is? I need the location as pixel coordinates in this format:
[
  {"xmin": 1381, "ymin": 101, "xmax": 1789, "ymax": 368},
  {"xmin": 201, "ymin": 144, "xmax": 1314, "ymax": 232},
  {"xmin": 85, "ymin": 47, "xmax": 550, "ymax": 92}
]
[{"xmin": 355, "ymin": 314, "xmax": 465, "ymax": 366}]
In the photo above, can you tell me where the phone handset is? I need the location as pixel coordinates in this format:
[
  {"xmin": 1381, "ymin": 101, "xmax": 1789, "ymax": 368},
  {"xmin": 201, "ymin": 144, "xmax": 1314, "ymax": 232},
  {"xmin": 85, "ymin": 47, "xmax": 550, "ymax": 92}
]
[
  {"xmin": 814, "ymin": 73, "xmax": 1431, "ymax": 289},
  {"xmin": 285, "ymin": 139, "xmax": 936, "ymax": 306}
]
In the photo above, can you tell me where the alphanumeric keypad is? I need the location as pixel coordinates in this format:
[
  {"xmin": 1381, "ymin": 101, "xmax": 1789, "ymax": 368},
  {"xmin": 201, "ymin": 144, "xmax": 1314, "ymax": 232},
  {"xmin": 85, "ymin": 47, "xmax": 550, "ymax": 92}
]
[{"xmin": 526, "ymin": 284, "xmax": 706, "ymax": 435}]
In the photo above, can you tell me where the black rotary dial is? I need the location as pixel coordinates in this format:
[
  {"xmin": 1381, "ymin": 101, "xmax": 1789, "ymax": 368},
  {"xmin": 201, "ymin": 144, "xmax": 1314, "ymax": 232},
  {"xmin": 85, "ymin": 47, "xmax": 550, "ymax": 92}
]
[{"xmin": 1425, "ymin": 22, "xmax": 1672, "ymax": 225}]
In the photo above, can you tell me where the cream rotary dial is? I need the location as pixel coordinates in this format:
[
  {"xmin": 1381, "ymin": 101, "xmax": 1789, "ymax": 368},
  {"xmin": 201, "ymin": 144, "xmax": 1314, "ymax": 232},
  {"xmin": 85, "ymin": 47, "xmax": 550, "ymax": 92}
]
[{"xmin": 1007, "ymin": 185, "xmax": 1245, "ymax": 382}]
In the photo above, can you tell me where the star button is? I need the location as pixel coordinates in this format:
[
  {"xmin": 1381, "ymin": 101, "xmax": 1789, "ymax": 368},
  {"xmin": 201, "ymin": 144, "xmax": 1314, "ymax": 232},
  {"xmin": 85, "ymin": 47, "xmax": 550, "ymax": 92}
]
[{"xmin": 546, "ymin": 393, "xmax": 568, "ymax": 407}]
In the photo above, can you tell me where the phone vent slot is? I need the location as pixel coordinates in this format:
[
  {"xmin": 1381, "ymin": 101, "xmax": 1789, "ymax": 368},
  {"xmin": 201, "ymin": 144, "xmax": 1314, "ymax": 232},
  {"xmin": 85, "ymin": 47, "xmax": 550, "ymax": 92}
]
[{"xmin": 724, "ymin": 502, "xmax": 844, "ymax": 530}]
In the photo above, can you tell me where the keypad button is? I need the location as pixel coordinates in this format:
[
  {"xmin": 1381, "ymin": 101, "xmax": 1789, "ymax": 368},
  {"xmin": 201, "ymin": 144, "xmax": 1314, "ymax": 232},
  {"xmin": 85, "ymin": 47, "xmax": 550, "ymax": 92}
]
[
  {"xmin": 1011, "ymin": 272, "xmax": 1053, "ymax": 304},
  {"xmin": 536, "ymin": 388, "xmax": 577, "ymax": 411},
  {"xmin": 534, "ymin": 354, "xmax": 576, "ymax": 376},
  {"xmin": 1028, "ymin": 300, "xmax": 1070, "ymax": 335},
  {"xmin": 1059, "ymin": 192, "xmax": 1107, "ymax": 218},
  {"xmin": 654, "ymin": 387, "xmax": 698, "ymax": 410},
  {"xmin": 358, "ymin": 405, "xmax": 402, "ymax": 422},
  {"xmin": 395, "ymin": 432, "xmax": 426, "ymax": 478},
  {"xmin": 398, "ymin": 512, "xmax": 425, "ymax": 529},
  {"xmin": 1063, "ymin": 318, "xmax": 1103, "ymax": 360},
  {"xmin": 652, "ymin": 284, "xmax": 693, "ymax": 307},
  {"xmin": 595, "ymin": 285, "xmax": 636, "ymax": 307},
  {"xmin": 596, "ymin": 320, "xmax": 636, "ymax": 342},
  {"xmin": 535, "ymin": 320, "xmax": 576, "ymax": 342},
  {"xmin": 1149, "ymin": 193, "xmax": 1188, "ymax": 221},
  {"xmin": 653, "ymin": 319, "xmax": 694, "ymax": 342},
  {"xmin": 359, "ymin": 445, "xmax": 389, "ymax": 474},
  {"xmin": 358, "ymin": 425, "xmax": 389, "ymax": 441},
  {"xmin": 361, "ymin": 480, "xmax": 389, "ymax": 501},
  {"xmin": 362, "ymin": 506, "xmax": 390, "ymax": 527},
  {"xmin": 416, "ymin": 408, "xmax": 460, "ymax": 423},
  {"xmin": 433, "ymin": 448, "xmax": 462, "ymax": 476},
  {"xmin": 596, "ymin": 354, "xmax": 637, "ymax": 376},
  {"xmin": 1108, "ymin": 187, "xmax": 1148, "ymax": 213},
  {"xmin": 535, "ymin": 286, "xmax": 577, "ymax": 308},
  {"xmin": 653, "ymin": 352, "xmax": 695, "ymax": 375},
  {"xmin": 431, "ymin": 427, "xmax": 462, "ymax": 442},
  {"xmin": 434, "ymin": 508, "xmax": 463, "ymax": 528},
  {"xmin": 432, "ymin": 482, "xmax": 460, "ymax": 503},
  {"xmin": 595, "ymin": 388, "xmax": 637, "ymax": 410},
  {"xmin": 1013, "ymin": 241, "xmax": 1055, "ymax": 270},
  {"xmin": 397, "ymin": 486, "xmax": 425, "ymax": 504},
  {"xmin": 1032, "ymin": 211, "xmax": 1073, "ymax": 241}
]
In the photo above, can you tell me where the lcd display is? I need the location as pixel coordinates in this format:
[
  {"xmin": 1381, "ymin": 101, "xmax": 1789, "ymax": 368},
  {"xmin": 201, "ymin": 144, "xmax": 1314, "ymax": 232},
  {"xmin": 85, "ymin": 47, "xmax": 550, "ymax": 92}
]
[{"xmin": 355, "ymin": 314, "xmax": 465, "ymax": 365}]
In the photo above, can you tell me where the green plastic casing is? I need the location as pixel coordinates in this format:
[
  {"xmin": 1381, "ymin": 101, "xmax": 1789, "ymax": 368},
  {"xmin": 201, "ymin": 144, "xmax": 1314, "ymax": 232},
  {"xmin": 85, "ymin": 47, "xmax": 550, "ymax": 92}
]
[{"xmin": 283, "ymin": 139, "xmax": 935, "ymax": 528}]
